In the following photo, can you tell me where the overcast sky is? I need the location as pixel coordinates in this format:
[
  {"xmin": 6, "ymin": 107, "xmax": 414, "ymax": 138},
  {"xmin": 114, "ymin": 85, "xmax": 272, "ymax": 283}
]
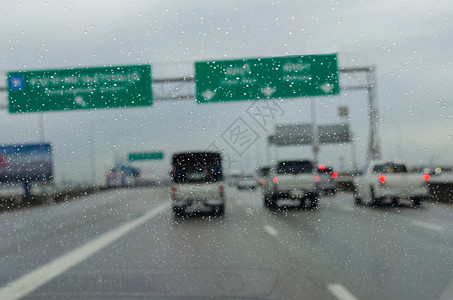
[{"xmin": 1, "ymin": 0, "xmax": 452, "ymax": 184}]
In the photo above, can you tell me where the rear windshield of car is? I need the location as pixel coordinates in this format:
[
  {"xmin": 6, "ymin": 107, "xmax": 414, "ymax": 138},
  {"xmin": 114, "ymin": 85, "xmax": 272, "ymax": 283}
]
[
  {"xmin": 277, "ymin": 161, "xmax": 313, "ymax": 174},
  {"xmin": 318, "ymin": 168, "xmax": 333, "ymax": 174},
  {"xmin": 171, "ymin": 152, "xmax": 223, "ymax": 183},
  {"xmin": 373, "ymin": 163, "xmax": 407, "ymax": 173},
  {"xmin": 258, "ymin": 168, "xmax": 270, "ymax": 177}
]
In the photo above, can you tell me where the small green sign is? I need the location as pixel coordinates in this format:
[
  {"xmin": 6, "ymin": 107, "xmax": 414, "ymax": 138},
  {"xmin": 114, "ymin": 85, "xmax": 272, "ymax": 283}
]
[
  {"xmin": 128, "ymin": 152, "xmax": 164, "ymax": 161},
  {"xmin": 195, "ymin": 54, "xmax": 339, "ymax": 103},
  {"xmin": 7, "ymin": 65, "xmax": 152, "ymax": 113}
]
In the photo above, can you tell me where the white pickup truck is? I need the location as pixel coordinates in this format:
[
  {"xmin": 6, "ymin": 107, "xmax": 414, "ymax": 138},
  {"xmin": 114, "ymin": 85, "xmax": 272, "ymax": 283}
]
[
  {"xmin": 353, "ymin": 160, "xmax": 430, "ymax": 207},
  {"xmin": 262, "ymin": 160, "xmax": 320, "ymax": 209}
]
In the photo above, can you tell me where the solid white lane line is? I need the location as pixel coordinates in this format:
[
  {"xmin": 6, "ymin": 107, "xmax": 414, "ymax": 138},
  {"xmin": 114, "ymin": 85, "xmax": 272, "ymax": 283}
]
[
  {"xmin": 328, "ymin": 284, "xmax": 358, "ymax": 300},
  {"xmin": 0, "ymin": 201, "xmax": 169, "ymax": 300},
  {"xmin": 264, "ymin": 225, "xmax": 279, "ymax": 237},
  {"xmin": 412, "ymin": 220, "xmax": 444, "ymax": 232},
  {"xmin": 439, "ymin": 277, "xmax": 453, "ymax": 300}
]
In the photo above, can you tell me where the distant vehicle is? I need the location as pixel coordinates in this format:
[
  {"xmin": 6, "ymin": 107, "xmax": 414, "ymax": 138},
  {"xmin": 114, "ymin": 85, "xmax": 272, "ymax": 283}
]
[
  {"xmin": 262, "ymin": 160, "xmax": 319, "ymax": 209},
  {"xmin": 170, "ymin": 152, "xmax": 225, "ymax": 217},
  {"xmin": 316, "ymin": 165, "xmax": 338, "ymax": 195},
  {"xmin": 227, "ymin": 173, "xmax": 241, "ymax": 186},
  {"xmin": 105, "ymin": 164, "xmax": 140, "ymax": 188},
  {"xmin": 257, "ymin": 166, "xmax": 271, "ymax": 186},
  {"xmin": 106, "ymin": 172, "xmax": 122, "ymax": 188},
  {"xmin": 353, "ymin": 160, "xmax": 430, "ymax": 207},
  {"xmin": 237, "ymin": 175, "xmax": 258, "ymax": 190},
  {"xmin": 415, "ymin": 166, "xmax": 444, "ymax": 176}
]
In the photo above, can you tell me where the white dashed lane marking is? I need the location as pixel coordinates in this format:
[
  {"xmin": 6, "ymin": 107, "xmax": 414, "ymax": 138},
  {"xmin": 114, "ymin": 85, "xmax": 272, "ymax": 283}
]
[
  {"xmin": 412, "ymin": 220, "xmax": 444, "ymax": 232},
  {"xmin": 264, "ymin": 225, "xmax": 279, "ymax": 237},
  {"xmin": 328, "ymin": 284, "xmax": 358, "ymax": 300}
]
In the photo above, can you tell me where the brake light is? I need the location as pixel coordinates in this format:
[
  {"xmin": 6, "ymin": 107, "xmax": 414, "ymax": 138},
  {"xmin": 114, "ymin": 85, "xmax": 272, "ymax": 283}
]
[
  {"xmin": 259, "ymin": 178, "xmax": 266, "ymax": 185},
  {"xmin": 331, "ymin": 172, "xmax": 338, "ymax": 179},
  {"xmin": 272, "ymin": 177, "xmax": 279, "ymax": 184},
  {"xmin": 378, "ymin": 175, "xmax": 386, "ymax": 183},
  {"xmin": 219, "ymin": 184, "xmax": 225, "ymax": 198},
  {"xmin": 170, "ymin": 185, "xmax": 177, "ymax": 200},
  {"xmin": 314, "ymin": 175, "xmax": 320, "ymax": 183},
  {"xmin": 423, "ymin": 174, "xmax": 431, "ymax": 182},
  {"xmin": 318, "ymin": 164, "xmax": 326, "ymax": 171}
]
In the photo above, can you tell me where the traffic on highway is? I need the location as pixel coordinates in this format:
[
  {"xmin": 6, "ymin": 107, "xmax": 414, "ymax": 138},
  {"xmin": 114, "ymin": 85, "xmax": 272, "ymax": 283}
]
[
  {"xmin": 1, "ymin": 183, "xmax": 452, "ymax": 299},
  {"xmin": 1, "ymin": 1, "xmax": 453, "ymax": 299}
]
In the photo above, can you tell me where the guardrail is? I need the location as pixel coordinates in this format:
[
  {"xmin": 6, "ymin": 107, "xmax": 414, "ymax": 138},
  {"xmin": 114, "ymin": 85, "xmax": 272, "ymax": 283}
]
[{"xmin": 0, "ymin": 186, "xmax": 107, "ymax": 212}]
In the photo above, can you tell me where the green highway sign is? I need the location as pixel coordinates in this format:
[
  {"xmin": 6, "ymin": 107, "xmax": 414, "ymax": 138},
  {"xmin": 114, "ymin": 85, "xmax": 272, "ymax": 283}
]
[
  {"xmin": 128, "ymin": 152, "xmax": 164, "ymax": 161},
  {"xmin": 195, "ymin": 54, "xmax": 339, "ymax": 103},
  {"xmin": 7, "ymin": 65, "xmax": 152, "ymax": 113}
]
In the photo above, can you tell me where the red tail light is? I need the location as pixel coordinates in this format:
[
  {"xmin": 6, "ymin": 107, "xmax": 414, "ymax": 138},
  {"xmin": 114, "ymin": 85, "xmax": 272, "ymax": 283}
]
[
  {"xmin": 318, "ymin": 164, "xmax": 326, "ymax": 171},
  {"xmin": 170, "ymin": 185, "xmax": 177, "ymax": 200},
  {"xmin": 272, "ymin": 177, "xmax": 279, "ymax": 184},
  {"xmin": 378, "ymin": 175, "xmax": 386, "ymax": 183},
  {"xmin": 259, "ymin": 178, "xmax": 266, "ymax": 185},
  {"xmin": 331, "ymin": 172, "xmax": 338, "ymax": 179},
  {"xmin": 219, "ymin": 184, "xmax": 225, "ymax": 198},
  {"xmin": 314, "ymin": 175, "xmax": 320, "ymax": 183},
  {"xmin": 423, "ymin": 174, "xmax": 431, "ymax": 182}
]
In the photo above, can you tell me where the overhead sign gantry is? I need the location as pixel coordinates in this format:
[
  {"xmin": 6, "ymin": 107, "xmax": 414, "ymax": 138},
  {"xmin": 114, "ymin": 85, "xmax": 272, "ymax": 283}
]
[{"xmin": 1, "ymin": 56, "xmax": 381, "ymax": 162}]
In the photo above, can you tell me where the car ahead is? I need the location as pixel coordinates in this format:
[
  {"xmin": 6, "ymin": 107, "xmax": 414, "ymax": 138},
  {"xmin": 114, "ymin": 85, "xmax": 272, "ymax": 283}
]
[
  {"xmin": 316, "ymin": 165, "xmax": 338, "ymax": 195},
  {"xmin": 262, "ymin": 160, "xmax": 320, "ymax": 209},
  {"xmin": 227, "ymin": 173, "xmax": 241, "ymax": 186},
  {"xmin": 237, "ymin": 175, "xmax": 258, "ymax": 190},
  {"xmin": 170, "ymin": 152, "xmax": 225, "ymax": 216},
  {"xmin": 257, "ymin": 166, "xmax": 271, "ymax": 186},
  {"xmin": 353, "ymin": 160, "xmax": 430, "ymax": 207}
]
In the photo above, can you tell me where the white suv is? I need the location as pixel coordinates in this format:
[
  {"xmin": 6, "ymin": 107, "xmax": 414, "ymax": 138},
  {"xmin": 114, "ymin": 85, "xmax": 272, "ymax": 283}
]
[{"xmin": 170, "ymin": 152, "xmax": 225, "ymax": 217}]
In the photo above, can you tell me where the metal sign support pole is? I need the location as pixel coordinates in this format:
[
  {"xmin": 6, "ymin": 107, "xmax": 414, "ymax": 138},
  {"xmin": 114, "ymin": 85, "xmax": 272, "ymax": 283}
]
[
  {"xmin": 311, "ymin": 98, "xmax": 319, "ymax": 166},
  {"xmin": 340, "ymin": 66, "xmax": 381, "ymax": 164},
  {"xmin": 366, "ymin": 67, "xmax": 381, "ymax": 161}
]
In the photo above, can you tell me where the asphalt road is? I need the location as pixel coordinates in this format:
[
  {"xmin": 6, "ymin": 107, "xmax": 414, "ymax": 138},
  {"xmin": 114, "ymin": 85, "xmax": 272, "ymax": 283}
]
[{"xmin": 0, "ymin": 186, "xmax": 452, "ymax": 299}]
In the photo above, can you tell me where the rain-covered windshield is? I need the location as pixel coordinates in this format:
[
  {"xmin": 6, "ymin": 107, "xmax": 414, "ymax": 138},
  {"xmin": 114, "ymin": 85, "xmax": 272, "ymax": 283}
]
[{"xmin": 1, "ymin": 1, "xmax": 452, "ymax": 300}]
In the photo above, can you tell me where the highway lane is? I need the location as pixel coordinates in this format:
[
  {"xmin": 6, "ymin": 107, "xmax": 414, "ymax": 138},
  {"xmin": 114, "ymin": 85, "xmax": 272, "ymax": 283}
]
[
  {"xmin": 0, "ymin": 188, "xmax": 167, "ymax": 287},
  {"xmin": 0, "ymin": 186, "xmax": 451, "ymax": 299}
]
